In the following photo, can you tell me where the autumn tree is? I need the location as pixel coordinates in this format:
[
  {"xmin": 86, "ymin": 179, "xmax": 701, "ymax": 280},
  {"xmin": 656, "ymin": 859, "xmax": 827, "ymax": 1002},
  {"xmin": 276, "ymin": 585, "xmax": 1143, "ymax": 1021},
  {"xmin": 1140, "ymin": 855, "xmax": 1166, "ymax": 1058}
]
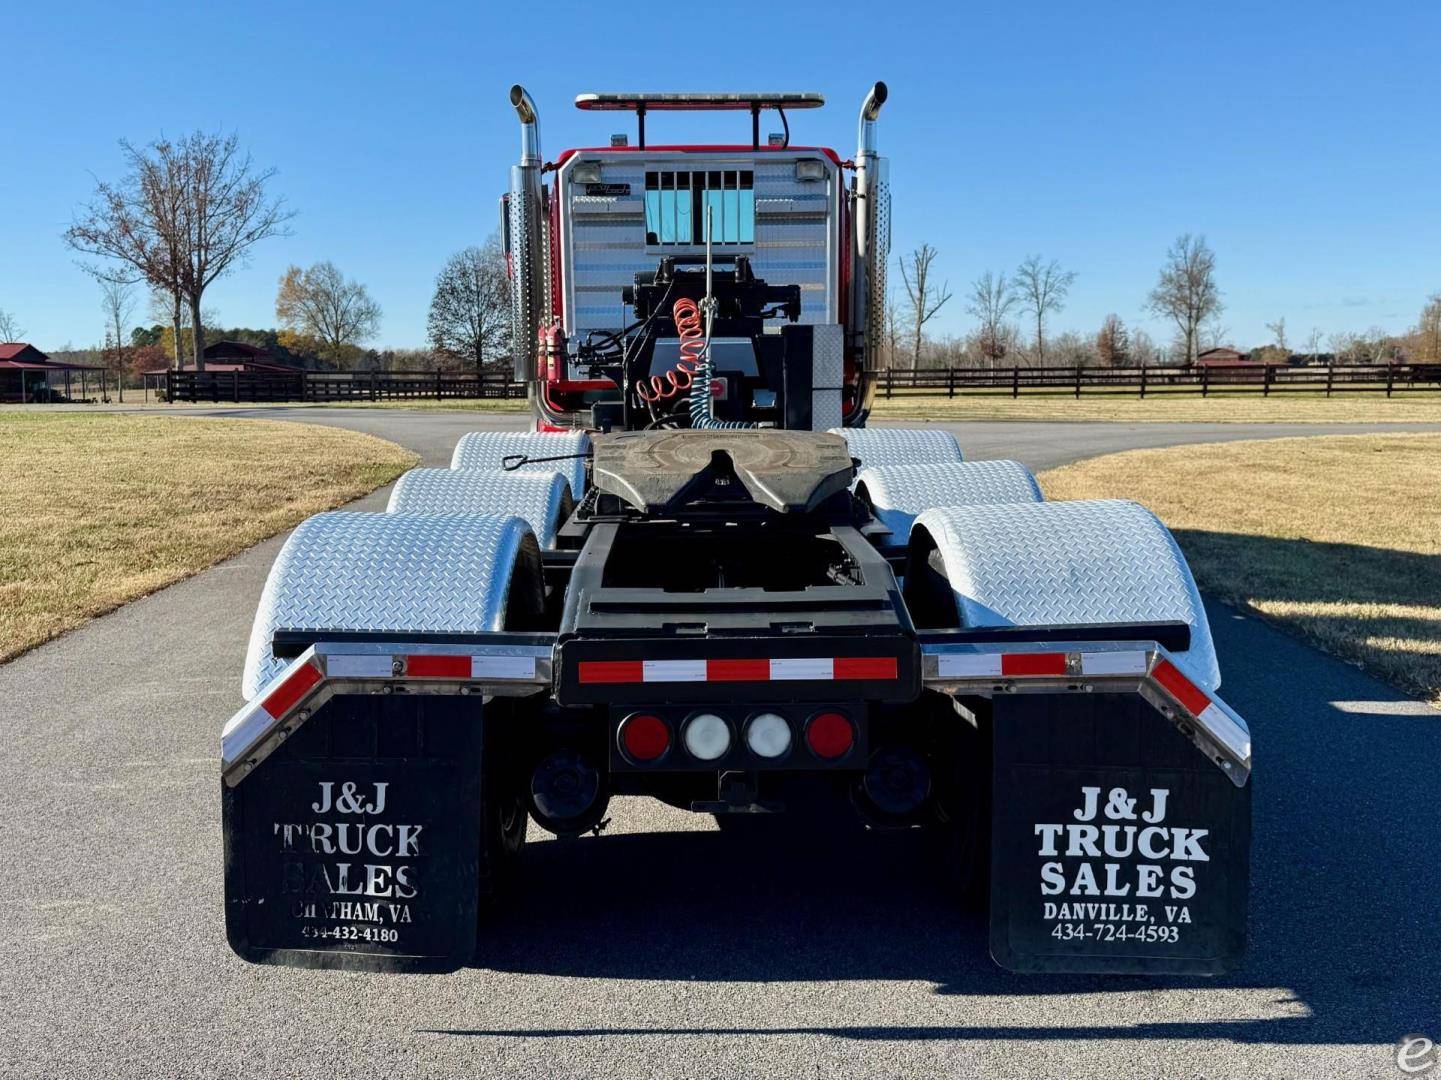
[
  {"xmin": 1096, "ymin": 314, "xmax": 1130, "ymax": 367},
  {"xmin": 426, "ymin": 238, "xmax": 509, "ymax": 373},
  {"xmin": 966, "ymin": 271, "xmax": 1017, "ymax": 367},
  {"xmin": 1414, "ymin": 293, "xmax": 1441, "ymax": 363},
  {"xmin": 1145, "ymin": 234, "xmax": 1222, "ymax": 364},
  {"xmin": 0, "ymin": 308, "xmax": 22, "ymax": 341},
  {"xmin": 898, "ymin": 244, "xmax": 953, "ymax": 368},
  {"xmin": 275, "ymin": 261, "xmax": 382, "ymax": 368},
  {"xmin": 1014, "ymin": 255, "xmax": 1076, "ymax": 362},
  {"xmin": 66, "ymin": 132, "xmax": 290, "ymax": 371}
]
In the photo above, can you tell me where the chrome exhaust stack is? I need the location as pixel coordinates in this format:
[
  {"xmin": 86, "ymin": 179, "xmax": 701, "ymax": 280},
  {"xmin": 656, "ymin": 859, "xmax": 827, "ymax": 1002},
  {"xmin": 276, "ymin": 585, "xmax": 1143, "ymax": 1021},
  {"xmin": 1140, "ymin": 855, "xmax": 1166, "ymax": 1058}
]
[
  {"xmin": 509, "ymin": 84, "xmax": 546, "ymax": 383},
  {"xmin": 853, "ymin": 81, "xmax": 890, "ymax": 386}
]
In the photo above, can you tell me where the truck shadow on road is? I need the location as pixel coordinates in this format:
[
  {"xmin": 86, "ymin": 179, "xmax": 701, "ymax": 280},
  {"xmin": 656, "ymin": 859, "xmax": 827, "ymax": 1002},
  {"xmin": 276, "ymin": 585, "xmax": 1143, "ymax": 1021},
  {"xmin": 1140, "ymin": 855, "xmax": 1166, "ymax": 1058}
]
[{"xmin": 451, "ymin": 598, "xmax": 1440, "ymax": 1047}]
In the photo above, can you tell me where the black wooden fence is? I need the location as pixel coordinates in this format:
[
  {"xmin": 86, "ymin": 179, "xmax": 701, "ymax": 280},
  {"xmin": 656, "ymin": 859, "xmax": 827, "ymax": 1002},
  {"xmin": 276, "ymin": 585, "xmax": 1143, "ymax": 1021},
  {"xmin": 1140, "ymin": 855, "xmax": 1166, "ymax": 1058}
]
[
  {"xmin": 160, "ymin": 369, "xmax": 527, "ymax": 404},
  {"xmin": 872, "ymin": 362, "xmax": 1441, "ymax": 399},
  {"xmin": 157, "ymin": 362, "xmax": 1441, "ymax": 405}
]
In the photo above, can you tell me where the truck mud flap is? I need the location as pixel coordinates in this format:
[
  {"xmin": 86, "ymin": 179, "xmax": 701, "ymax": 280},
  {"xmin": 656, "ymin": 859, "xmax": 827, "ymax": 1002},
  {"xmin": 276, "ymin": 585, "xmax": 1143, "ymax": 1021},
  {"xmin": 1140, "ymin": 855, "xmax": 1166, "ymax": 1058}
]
[
  {"xmin": 223, "ymin": 693, "xmax": 483, "ymax": 973},
  {"xmin": 988, "ymin": 691, "xmax": 1250, "ymax": 975}
]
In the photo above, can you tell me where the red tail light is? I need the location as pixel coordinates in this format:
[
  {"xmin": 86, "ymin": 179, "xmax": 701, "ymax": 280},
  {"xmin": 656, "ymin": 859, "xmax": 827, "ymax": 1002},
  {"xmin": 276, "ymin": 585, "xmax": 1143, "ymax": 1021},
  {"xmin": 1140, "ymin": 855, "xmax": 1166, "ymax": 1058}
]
[
  {"xmin": 619, "ymin": 713, "xmax": 671, "ymax": 763},
  {"xmin": 804, "ymin": 711, "xmax": 855, "ymax": 760}
]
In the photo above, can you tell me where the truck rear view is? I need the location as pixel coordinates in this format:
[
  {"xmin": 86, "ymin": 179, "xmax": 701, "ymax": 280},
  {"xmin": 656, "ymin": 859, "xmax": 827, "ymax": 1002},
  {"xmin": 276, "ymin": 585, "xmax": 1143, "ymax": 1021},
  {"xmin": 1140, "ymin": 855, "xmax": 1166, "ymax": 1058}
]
[{"xmin": 220, "ymin": 83, "xmax": 1250, "ymax": 977}]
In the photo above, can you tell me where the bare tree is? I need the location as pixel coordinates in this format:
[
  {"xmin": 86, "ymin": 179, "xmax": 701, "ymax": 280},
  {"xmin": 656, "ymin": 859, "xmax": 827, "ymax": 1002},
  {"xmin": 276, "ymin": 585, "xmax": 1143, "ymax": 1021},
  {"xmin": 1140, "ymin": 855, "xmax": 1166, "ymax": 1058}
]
[
  {"xmin": 68, "ymin": 139, "xmax": 194, "ymax": 371},
  {"xmin": 426, "ymin": 238, "xmax": 510, "ymax": 374},
  {"xmin": 0, "ymin": 308, "xmax": 23, "ymax": 341},
  {"xmin": 174, "ymin": 132, "xmax": 293, "ymax": 368},
  {"xmin": 1145, "ymin": 234, "xmax": 1223, "ymax": 364},
  {"xmin": 275, "ymin": 261, "xmax": 382, "ymax": 368},
  {"xmin": 99, "ymin": 279, "xmax": 135, "ymax": 400},
  {"xmin": 1130, "ymin": 328, "xmax": 1163, "ymax": 366},
  {"xmin": 898, "ymin": 244, "xmax": 953, "ymax": 368},
  {"xmin": 66, "ymin": 132, "xmax": 291, "ymax": 371},
  {"xmin": 1096, "ymin": 314, "xmax": 1130, "ymax": 367},
  {"xmin": 965, "ymin": 271, "xmax": 1017, "ymax": 368},
  {"xmin": 1304, "ymin": 326, "xmax": 1323, "ymax": 364},
  {"xmin": 1014, "ymin": 255, "xmax": 1077, "ymax": 362},
  {"xmin": 1265, "ymin": 317, "xmax": 1288, "ymax": 355}
]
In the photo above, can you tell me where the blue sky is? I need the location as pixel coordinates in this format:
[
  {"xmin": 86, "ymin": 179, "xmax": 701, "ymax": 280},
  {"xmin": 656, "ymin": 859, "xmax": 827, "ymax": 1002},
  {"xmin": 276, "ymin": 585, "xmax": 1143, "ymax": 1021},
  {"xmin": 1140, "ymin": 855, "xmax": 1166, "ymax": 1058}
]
[{"xmin": 4, "ymin": 0, "xmax": 1438, "ymax": 353}]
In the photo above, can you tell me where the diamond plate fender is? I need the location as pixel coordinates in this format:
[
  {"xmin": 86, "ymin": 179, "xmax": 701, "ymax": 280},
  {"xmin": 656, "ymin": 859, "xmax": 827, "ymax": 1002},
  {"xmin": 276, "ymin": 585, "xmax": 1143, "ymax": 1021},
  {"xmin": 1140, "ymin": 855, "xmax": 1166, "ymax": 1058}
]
[
  {"xmin": 241, "ymin": 512, "xmax": 540, "ymax": 699},
  {"xmin": 912, "ymin": 499, "xmax": 1220, "ymax": 690},
  {"xmin": 857, "ymin": 460, "xmax": 1042, "ymax": 539},
  {"xmin": 386, "ymin": 468, "xmax": 573, "ymax": 549},
  {"xmin": 450, "ymin": 431, "xmax": 590, "ymax": 498},
  {"xmin": 827, "ymin": 426, "xmax": 964, "ymax": 474}
]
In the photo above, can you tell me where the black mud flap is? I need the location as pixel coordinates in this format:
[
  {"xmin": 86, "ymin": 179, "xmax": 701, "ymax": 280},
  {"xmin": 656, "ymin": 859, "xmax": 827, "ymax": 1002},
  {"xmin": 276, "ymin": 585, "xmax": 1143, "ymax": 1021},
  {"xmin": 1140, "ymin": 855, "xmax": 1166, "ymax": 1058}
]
[
  {"xmin": 223, "ymin": 694, "xmax": 482, "ymax": 973},
  {"xmin": 989, "ymin": 692, "xmax": 1250, "ymax": 974}
]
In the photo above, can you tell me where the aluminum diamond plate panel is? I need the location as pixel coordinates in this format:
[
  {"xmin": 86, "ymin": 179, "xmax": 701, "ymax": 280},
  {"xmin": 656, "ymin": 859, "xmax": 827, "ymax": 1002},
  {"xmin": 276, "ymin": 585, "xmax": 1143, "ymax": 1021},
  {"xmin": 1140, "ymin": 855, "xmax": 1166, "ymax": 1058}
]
[
  {"xmin": 450, "ymin": 431, "xmax": 590, "ymax": 498},
  {"xmin": 914, "ymin": 499, "xmax": 1220, "ymax": 690},
  {"xmin": 811, "ymin": 323, "xmax": 844, "ymax": 389},
  {"xmin": 241, "ymin": 512, "xmax": 535, "ymax": 699},
  {"xmin": 386, "ymin": 468, "xmax": 572, "ymax": 549},
  {"xmin": 827, "ymin": 427, "xmax": 964, "ymax": 471},
  {"xmin": 857, "ymin": 460, "xmax": 1042, "ymax": 538}
]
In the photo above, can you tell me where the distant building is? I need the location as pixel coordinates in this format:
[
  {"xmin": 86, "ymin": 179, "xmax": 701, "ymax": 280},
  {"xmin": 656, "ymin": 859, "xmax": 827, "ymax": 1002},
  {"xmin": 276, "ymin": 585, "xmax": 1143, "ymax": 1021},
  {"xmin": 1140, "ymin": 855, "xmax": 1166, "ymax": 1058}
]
[
  {"xmin": 0, "ymin": 343, "xmax": 106, "ymax": 402},
  {"xmin": 144, "ymin": 340, "xmax": 301, "ymax": 374},
  {"xmin": 1194, "ymin": 347, "xmax": 1252, "ymax": 367}
]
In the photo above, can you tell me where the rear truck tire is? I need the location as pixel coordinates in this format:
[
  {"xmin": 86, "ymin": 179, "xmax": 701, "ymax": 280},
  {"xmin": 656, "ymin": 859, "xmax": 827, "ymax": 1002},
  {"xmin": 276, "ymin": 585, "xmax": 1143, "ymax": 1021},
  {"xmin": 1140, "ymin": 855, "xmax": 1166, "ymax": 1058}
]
[
  {"xmin": 450, "ymin": 430, "xmax": 591, "ymax": 501},
  {"xmin": 386, "ymin": 467, "xmax": 574, "ymax": 549},
  {"xmin": 241, "ymin": 510, "xmax": 546, "ymax": 700},
  {"xmin": 856, "ymin": 459, "xmax": 1042, "ymax": 541},
  {"xmin": 826, "ymin": 426, "xmax": 964, "ymax": 474}
]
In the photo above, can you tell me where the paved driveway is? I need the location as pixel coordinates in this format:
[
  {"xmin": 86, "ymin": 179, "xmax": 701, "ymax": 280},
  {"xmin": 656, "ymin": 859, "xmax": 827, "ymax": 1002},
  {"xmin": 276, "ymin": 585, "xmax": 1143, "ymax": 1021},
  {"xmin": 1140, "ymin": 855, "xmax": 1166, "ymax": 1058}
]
[{"xmin": 3, "ymin": 407, "xmax": 1436, "ymax": 1079}]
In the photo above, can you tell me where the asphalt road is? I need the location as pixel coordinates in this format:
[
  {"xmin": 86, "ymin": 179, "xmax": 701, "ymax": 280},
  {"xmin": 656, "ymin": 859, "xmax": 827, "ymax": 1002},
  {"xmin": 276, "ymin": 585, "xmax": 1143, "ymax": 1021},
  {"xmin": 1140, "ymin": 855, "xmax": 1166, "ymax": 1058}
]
[{"xmin": 3, "ymin": 407, "xmax": 1438, "ymax": 1079}]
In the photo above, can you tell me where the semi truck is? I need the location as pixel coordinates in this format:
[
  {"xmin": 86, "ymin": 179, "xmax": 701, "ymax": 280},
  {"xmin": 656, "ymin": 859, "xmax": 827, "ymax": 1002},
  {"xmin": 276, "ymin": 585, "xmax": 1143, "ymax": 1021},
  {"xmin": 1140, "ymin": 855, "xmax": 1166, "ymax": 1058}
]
[{"xmin": 221, "ymin": 83, "xmax": 1251, "ymax": 975}]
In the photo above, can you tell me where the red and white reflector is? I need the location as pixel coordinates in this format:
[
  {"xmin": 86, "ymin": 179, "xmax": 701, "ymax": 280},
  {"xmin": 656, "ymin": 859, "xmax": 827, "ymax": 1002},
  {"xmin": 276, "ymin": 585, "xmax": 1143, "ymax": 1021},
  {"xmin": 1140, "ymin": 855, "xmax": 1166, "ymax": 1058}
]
[{"xmin": 578, "ymin": 656, "xmax": 899, "ymax": 685}]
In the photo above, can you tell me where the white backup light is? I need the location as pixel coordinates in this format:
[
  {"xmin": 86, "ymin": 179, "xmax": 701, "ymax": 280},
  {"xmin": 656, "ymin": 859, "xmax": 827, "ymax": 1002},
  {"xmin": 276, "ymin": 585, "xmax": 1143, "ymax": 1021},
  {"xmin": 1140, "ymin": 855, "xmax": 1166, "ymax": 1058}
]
[
  {"xmin": 745, "ymin": 712, "xmax": 792, "ymax": 759},
  {"xmin": 683, "ymin": 713, "xmax": 731, "ymax": 761}
]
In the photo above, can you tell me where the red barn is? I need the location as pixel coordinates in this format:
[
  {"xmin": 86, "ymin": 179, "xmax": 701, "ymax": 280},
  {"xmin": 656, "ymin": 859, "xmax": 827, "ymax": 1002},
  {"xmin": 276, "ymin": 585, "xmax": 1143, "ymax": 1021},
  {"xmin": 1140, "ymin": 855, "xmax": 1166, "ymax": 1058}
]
[{"xmin": 0, "ymin": 343, "xmax": 106, "ymax": 403}]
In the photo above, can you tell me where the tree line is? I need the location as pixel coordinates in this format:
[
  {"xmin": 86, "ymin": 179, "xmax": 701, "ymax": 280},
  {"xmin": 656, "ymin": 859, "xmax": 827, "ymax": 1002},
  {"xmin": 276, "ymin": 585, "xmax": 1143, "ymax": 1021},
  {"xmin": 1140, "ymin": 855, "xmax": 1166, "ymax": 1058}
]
[
  {"xmin": 883, "ymin": 234, "xmax": 1441, "ymax": 370},
  {"xmin": 10, "ymin": 127, "xmax": 1439, "ymax": 382}
]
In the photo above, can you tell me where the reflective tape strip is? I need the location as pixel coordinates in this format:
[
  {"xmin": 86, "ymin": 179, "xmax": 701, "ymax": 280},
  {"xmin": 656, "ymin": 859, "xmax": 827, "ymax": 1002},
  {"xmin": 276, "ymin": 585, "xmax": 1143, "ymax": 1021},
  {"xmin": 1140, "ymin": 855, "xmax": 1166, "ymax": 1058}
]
[
  {"xmin": 1000, "ymin": 652, "xmax": 1067, "ymax": 677},
  {"xmin": 1200, "ymin": 702, "xmax": 1252, "ymax": 760},
  {"xmin": 260, "ymin": 662, "xmax": 322, "ymax": 719},
  {"xmin": 707, "ymin": 658, "xmax": 771, "ymax": 682},
  {"xmin": 936, "ymin": 653, "xmax": 1003, "ymax": 679},
  {"xmin": 579, "ymin": 660, "xmax": 645, "ymax": 684},
  {"xmin": 1080, "ymin": 650, "xmax": 1150, "ymax": 677},
  {"xmin": 1152, "ymin": 658, "xmax": 1211, "ymax": 717},
  {"xmin": 406, "ymin": 654, "xmax": 472, "ymax": 679},
  {"xmin": 577, "ymin": 656, "xmax": 898, "ymax": 684},
  {"xmin": 326, "ymin": 654, "xmax": 395, "ymax": 678},
  {"xmin": 770, "ymin": 657, "xmax": 835, "ymax": 681},
  {"xmin": 643, "ymin": 659, "xmax": 708, "ymax": 682},
  {"xmin": 472, "ymin": 655, "xmax": 537, "ymax": 680}
]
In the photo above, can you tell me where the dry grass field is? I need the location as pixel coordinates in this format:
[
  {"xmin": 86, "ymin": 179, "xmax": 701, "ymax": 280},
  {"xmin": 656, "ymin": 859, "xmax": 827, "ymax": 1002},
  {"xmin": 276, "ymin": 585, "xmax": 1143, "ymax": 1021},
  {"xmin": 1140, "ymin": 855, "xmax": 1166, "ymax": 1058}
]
[
  {"xmin": 0, "ymin": 412, "xmax": 416, "ymax": 661},
  {"xmin": 1039, "ymin": 433, "xmax": 1441, "ymax": 703},
  {"xmin": 871, "ymin": 392, "xmax": 1441, "ymax": 424}
]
